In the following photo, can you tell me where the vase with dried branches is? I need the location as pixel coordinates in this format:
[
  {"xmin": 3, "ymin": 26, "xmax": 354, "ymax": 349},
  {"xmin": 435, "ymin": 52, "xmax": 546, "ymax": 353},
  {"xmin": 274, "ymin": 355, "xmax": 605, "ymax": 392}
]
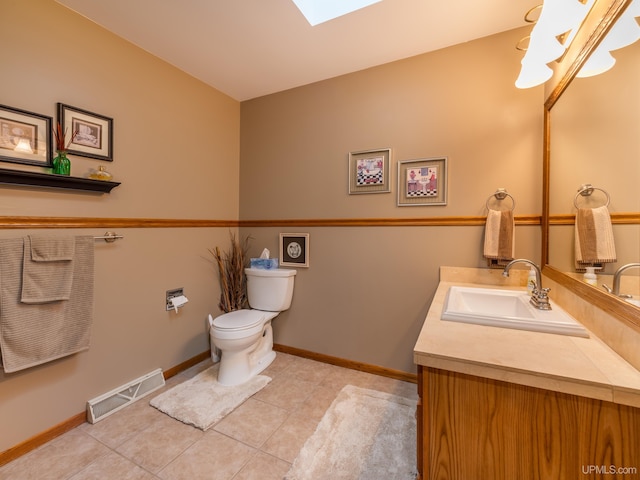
[
  {"xmin": 210, "ymin": 233, "xmax": 251, "ymax": 313},
  {"xmin": 52, "ymin": 123, "xmax": 77, "ymax": 176}
]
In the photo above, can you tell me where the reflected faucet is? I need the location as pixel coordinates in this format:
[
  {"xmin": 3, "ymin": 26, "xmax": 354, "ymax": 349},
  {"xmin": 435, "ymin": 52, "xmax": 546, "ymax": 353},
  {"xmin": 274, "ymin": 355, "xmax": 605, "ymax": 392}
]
[
  {"xmin": 602, "ymin": 263, "xmax": 640, "ymax": 297},
  {"xmin": 502, "ymin": 259, "xmax": 551, "ymax": 310}
]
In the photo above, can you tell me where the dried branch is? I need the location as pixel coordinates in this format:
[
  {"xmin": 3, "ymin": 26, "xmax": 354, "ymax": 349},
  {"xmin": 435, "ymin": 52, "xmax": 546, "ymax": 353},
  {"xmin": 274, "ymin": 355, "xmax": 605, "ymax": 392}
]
[
  {"xmin": 53, "ymin": 123, "xmax": 78, "ymax": 152},
  {"xmin": 210, "ymin": 232, "xmax": 251, "ymax": 313}
]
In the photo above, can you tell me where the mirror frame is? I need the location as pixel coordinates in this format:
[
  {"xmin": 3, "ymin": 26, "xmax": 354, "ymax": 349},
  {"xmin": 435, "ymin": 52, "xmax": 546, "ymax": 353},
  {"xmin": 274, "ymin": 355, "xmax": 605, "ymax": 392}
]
[{"xmin": 542, "ymin": 0, "xmax": 640, "ymax": 328}]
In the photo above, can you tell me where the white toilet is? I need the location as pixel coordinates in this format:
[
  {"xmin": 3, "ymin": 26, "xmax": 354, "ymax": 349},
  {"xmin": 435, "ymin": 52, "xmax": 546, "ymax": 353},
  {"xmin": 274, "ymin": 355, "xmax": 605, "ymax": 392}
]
[{"xmin": 208, "ymin": 267, "xmax": 296, "ymax": 386}]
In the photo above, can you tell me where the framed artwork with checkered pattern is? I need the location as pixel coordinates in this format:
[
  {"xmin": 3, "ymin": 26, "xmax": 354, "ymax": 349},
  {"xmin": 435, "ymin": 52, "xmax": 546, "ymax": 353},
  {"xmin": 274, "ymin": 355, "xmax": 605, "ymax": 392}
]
[
  {"xmin": 348, "ymin": 148, "xmax": 391, "ymax": 195},
  {"xmin": 397, "ymin": 157, "xmax": 448, "ymax": 206}
]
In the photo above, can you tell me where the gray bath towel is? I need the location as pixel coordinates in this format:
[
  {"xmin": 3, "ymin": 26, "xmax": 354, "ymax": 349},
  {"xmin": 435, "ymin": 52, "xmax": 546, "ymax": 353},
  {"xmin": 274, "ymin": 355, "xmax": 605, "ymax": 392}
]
[{"xmin": 0, "ymin": 236, "xmax": 94, "ymax": 373}]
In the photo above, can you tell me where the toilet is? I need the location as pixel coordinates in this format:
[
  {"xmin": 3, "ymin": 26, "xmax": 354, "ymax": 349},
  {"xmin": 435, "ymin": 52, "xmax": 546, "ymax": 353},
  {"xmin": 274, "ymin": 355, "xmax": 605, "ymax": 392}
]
[{"xmin": 208, "ymin": 267, "xmax": 296, "ymax": 386}]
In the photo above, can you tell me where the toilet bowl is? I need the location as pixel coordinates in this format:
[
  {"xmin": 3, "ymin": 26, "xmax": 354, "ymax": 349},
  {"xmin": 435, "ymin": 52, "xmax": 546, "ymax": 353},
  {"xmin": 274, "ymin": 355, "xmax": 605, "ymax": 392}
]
[
  {"xmin": 208, "ymin": 310, "xmax": 278, "ymax": 386},
  {"xmin": 209, "ymin": 267, "xmax": 296, "ymax": 386}
]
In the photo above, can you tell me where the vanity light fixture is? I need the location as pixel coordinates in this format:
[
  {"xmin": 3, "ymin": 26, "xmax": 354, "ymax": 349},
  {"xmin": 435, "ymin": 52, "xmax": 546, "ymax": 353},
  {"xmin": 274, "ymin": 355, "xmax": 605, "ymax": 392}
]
[
  {"xmin": 291, "ymin": 0, "xmax": 382, "ymax": 26},
  {"xmin": 576, "ymin": 0, "xmax": 640, "ymax": 77},
  {"xmin": 515, "ymin": 0, "xmax": 595, "ymax": 88}
]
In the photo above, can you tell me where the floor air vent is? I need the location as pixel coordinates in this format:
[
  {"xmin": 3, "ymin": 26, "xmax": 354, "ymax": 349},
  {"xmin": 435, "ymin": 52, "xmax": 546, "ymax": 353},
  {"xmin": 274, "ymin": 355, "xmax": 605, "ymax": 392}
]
[{"xmin": 86, "ymin": 368, "xmax": 165, "ymax": 423}]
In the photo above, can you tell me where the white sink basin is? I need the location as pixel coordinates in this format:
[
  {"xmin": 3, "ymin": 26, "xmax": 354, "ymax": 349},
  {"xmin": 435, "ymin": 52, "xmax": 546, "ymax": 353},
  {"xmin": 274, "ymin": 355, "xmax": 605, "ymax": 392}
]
[{"xmin": 442, "ymin": 286, "xmax": 589, "ymax": 337}]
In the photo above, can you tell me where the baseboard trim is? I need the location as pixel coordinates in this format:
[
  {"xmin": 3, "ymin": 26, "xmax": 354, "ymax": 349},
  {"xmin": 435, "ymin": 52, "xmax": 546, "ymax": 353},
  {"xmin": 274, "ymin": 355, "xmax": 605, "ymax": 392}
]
[
  {"xmin": 1, "ymin": 346, "xmax": 416, "ymax": 466},
  {"xmin": 274, "ymin": 344, "xmax": 418, "ymax": 384},
  {"xmin": 162, "ymin": 351, "xmax": 211, "ymax": 380},
  {"xmin": 0, "ymin": 412, "xmax": 85, "ymax": 467},
  {"xmin": 0, "ymin": 351, "xmax": 212, "ymax": 467}
]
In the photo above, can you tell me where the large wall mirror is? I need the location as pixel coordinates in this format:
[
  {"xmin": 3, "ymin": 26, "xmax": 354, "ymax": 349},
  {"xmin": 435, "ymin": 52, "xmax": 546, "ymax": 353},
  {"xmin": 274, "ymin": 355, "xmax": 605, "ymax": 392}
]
[{"xmin": 543, "ymin": 0, "xmax": 640, "ymax": 327}]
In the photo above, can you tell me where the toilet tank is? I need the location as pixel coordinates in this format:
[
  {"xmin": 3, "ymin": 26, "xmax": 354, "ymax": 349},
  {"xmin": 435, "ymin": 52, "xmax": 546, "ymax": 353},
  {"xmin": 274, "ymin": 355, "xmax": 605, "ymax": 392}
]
[{"xmin": 245, "ymin": 268, "xmax": 296, "ymax": 311}]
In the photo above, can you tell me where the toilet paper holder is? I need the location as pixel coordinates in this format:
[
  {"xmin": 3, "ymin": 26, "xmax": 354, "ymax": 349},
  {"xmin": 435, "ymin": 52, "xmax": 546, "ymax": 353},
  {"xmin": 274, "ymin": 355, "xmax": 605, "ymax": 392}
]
[{"xmin": 166, "ymin": 288, "xmax": 189, "ymax": 312}]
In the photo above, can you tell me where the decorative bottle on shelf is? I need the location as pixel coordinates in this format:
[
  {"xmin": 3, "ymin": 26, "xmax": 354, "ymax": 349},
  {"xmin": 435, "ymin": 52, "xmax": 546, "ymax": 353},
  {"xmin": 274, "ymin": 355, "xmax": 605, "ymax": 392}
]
[
  {"xmin": 52, "ymin": 151, "xmax": 71, "ymax": 176},
  {"xmin": 88, "ymin": 166, "xmax": 113, "ymax": 181}
]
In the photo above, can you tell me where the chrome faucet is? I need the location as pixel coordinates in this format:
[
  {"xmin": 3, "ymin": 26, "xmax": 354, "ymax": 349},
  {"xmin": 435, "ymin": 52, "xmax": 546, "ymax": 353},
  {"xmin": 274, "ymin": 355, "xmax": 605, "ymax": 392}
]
[
  {"xmin": 602, "ymin": 263, "xmax": 640, "ymax": 298},
  {"xmin": 502, "ymin": 259, "xmax": 551, "ymax": 310}
]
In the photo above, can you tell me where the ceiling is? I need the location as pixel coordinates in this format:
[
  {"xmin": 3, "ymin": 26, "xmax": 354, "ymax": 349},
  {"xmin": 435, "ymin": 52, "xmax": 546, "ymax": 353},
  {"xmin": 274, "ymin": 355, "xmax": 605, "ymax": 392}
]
[{"xmin": 55, "ymin": 0, "xmax": 535, "ymax": 101}]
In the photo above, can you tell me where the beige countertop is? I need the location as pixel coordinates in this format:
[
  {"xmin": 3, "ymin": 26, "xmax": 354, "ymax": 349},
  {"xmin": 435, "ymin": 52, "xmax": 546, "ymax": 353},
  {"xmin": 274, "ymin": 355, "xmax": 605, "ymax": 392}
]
[{"xmin": 414, "ymin": 266, "xmax": 640, "ymax": 408}]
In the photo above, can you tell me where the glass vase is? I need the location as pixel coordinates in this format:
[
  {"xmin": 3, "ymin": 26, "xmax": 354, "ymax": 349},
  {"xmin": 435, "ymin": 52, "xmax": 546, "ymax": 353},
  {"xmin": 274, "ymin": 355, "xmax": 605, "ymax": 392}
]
[{"xmin": 52, "ymin": 151, "xmax": 71, "ymax": 176}]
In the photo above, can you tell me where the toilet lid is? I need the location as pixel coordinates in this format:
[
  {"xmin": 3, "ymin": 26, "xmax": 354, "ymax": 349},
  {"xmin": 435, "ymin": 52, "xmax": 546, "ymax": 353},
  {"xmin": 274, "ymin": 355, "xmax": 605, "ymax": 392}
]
[{"xmin": 212, "ymin": 309, "xmax": 267, "ymax": 331}]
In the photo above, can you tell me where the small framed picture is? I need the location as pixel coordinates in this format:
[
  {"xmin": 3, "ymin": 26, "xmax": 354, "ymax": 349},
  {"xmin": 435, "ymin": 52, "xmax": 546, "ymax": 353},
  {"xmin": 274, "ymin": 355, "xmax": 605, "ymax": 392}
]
[
  {"xmin": 397, "ymin": 157, "xmax": 448, "ymax": 206},
  {"xmin": 279, "ymin": 233, "xmax": 310, "ymax": 268},
  {"xmin": 0, "ymin": 104, "xmax": 53, "ymax": 167},
  {"xmin": 58, "ymin": 103, "xmax": 113, "ymax": 161},
  {"xmin": 348, "ymin": 148, "xmax": 391, "ymax": 194}
]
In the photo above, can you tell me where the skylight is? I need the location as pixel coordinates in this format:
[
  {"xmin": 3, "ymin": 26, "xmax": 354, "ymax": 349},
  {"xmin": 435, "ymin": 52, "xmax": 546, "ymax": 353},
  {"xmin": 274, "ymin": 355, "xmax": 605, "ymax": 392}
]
[{"xmin": 292, "ymin": 0, "xmax": 382, "ymax": 26}]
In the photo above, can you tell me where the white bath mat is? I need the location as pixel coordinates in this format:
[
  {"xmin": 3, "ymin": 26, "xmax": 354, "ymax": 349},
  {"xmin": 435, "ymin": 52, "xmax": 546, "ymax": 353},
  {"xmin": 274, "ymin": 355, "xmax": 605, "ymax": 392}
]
[
  {"xmin": 150, "ymin": 364, "xmax": 271, "ymax": 430},
  {"xmin": 285, "ymin": 385, "xmax": 417, "ymax": 480}
]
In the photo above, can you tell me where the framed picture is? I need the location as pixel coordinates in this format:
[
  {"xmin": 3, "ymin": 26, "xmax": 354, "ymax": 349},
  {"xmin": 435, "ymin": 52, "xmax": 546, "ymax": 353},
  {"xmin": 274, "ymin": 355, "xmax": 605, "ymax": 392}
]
[
  {"xmin": 279, "ymin": 233, "xmax": 310, "ymax": 267},
  {"xmin": 0, "ymin": 104, "xmax": 52, "ymax": 167},
  {"xmin": 348, "ymin": 148, "xmax": 391, "ymax": 194},
  {"xmin": 58, "ymin": 103, "xmax": 113, "ymax": 161},
  {"xmin": 397, "ymin": 157, "xmax": 448, "ymax": 206}
]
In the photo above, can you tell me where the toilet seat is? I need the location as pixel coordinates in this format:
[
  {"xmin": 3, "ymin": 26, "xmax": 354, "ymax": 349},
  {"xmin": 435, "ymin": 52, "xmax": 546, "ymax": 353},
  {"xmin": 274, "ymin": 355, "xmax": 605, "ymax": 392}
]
[
  {"xmin": 213, "ymin": 309, "xmax": 267, "ymax": 331},
  {"xmin": 211, "ymin": 309, "xmax": 278, "ymax": 340}
]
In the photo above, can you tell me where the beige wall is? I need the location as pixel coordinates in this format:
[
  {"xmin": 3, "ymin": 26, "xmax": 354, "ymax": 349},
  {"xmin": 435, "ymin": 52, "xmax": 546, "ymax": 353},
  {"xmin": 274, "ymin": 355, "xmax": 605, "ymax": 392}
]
[
  {"xmin": 240, "ymin": 27, "xmax": 543, "ymax": 374},
  {"xmin": 0, "ymin": 0, "xmax": 239, "ymax": 452},
  {"xmin": 240, "ymin": 28, "xmax": 543, "ymax": 219},
  {"xmin": 1, "ymin": 1, "xmax": 545, "ymax": 455}
]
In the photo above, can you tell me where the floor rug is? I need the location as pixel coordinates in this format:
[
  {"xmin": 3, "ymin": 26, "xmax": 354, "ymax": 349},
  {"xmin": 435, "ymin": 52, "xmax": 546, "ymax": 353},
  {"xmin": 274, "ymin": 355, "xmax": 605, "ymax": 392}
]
[
  {"xmin": 285, "ymin": 384, "xmax": 417, "ymax": 480},
  {"xmin": 149, "ymin": 364, "xmax": 271, "ymax": 430}
]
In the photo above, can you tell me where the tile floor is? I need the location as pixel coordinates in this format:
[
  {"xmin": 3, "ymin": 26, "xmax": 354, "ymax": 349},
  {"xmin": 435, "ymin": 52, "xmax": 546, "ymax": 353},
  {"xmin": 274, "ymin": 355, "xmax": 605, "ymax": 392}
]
[{"xmin": 0, "ymin": 352, "xmax": 417, "ymax": 480}]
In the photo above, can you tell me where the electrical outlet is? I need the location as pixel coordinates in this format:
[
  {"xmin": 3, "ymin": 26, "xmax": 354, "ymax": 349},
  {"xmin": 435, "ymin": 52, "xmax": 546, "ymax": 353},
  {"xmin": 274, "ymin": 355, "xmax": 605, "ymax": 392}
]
[{"xmin": 166, "ymin": 288, "xmax": 184, "ymax": 311}]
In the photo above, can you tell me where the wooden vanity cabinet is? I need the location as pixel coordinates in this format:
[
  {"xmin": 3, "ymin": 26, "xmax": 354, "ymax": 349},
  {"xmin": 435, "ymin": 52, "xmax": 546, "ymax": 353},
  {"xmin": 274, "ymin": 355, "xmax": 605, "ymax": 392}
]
[{"xmin": 417, "ymin": 366, "xmax": 640, "ymax": 480}]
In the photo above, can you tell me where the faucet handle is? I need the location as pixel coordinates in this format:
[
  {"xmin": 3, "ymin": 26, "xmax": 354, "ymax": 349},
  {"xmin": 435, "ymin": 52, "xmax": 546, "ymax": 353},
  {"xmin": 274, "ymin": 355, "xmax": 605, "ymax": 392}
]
[{"xmin": 529, "ymin": 288, "xmax": 552, "ymax": 310}]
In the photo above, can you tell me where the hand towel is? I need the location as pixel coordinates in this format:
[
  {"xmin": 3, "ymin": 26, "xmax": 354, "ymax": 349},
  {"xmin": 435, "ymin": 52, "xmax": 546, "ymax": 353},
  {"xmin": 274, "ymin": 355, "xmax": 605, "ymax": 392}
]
[
  {"xmin": 21, "ymin": 235, "xmax": 75, "ymax": 304},
  {"xmin": 484, "ymin": 209, "xmax": 515, "ymax": 268},
  {"xmin": 575, "ymin": 206, "xmax": 616, "ymax": 271},
  {"xmin": 28, "ymin": 234, "xmax": 75, "ymax": 261},
  {"xmin": 0, "ymin": 236, "xmax": 94, "ymax": 373}
]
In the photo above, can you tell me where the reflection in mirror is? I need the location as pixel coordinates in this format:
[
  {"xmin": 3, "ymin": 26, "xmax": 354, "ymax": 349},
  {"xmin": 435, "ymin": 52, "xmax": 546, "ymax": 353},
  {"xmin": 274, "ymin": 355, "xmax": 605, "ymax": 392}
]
[{"xmin": 548, "ymin": 39, "xmax": 640, "ymax": 308}]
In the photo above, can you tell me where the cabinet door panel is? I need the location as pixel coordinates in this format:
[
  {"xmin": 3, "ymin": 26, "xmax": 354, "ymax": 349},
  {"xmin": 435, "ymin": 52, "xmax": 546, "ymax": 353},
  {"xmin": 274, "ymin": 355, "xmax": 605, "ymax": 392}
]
[{"xmin": 420, "ymin": 367, "xmax": 640, "ymax": 480}]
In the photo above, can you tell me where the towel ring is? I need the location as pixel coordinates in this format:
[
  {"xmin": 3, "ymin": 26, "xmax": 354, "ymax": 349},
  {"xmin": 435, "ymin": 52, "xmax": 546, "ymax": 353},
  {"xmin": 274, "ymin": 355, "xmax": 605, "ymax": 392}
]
[
  {"xmin": 486, "ymin": 188, "xmax": 516, "ymax": 212},
  {"xmin": 573, "ymin": 184, "xmax": 610, "ymax": 209}
]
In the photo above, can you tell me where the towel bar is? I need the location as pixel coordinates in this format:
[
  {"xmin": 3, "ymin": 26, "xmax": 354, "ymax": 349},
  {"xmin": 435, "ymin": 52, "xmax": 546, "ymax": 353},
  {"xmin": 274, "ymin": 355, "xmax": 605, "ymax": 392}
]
[
  {"xmin": 574, "ymin": 184, "xmax": 610, "ymax": 209},
  {"xmin": 94, "ymin": 231, "xmax": 123, "ymax": 243}
]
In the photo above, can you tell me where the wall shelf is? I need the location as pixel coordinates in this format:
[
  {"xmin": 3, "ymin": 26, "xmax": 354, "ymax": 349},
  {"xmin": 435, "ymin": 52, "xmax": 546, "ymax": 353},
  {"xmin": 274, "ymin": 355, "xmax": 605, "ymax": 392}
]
[{"xmin": 0, "ymin": 168, "xmax": 120, "ymax": 193}]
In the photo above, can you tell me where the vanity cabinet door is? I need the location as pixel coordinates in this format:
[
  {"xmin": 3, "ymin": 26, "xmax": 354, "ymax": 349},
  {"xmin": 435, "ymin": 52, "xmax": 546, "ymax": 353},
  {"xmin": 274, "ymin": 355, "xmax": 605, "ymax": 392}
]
[{"xmin": 418, "ymin": 366, "xmax": 640, "ymax": 480}]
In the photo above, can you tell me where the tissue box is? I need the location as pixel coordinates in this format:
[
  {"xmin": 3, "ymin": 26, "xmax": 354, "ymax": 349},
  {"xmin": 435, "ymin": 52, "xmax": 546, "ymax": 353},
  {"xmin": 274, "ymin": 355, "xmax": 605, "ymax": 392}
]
[{"xmin": 250, "ymin": 258, "xmax": 279, "ymax": 269}]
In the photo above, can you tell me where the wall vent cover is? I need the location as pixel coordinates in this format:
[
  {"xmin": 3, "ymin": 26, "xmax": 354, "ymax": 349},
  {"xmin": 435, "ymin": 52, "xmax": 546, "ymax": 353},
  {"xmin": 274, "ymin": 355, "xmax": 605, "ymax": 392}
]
[{"xmin": 86, "ymin": 368, "xmax": 165, "ymax": 423}]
